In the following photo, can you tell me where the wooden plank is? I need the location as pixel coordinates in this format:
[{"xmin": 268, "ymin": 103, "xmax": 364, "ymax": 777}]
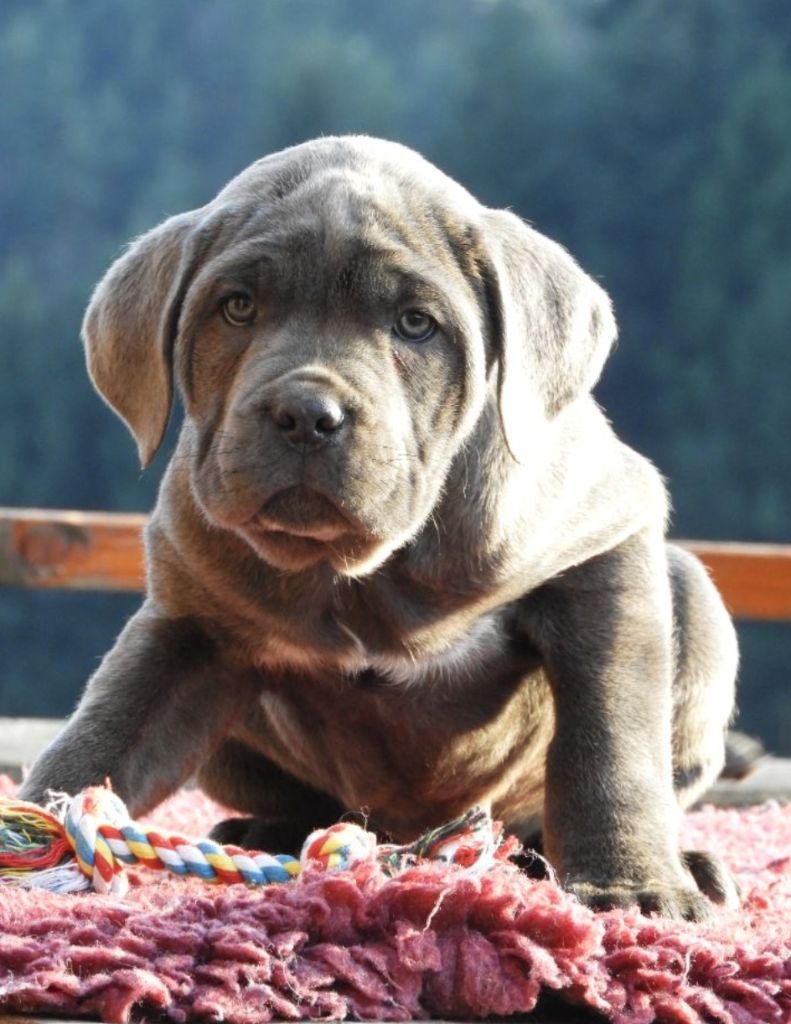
[
  {"xmin": 0, "ymin": 508, "xmax": 146, "ymax": 592},
  {"xmin": 682, "ymin": 540, "xmax": 791, "ymax": 621},
  {"xmin": 0, "ymin": 509, "xmax": 790, "ymax": 619}
]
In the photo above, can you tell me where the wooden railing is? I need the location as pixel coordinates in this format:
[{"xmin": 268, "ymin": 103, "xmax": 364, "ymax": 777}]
[
  {"xmin": 0, "ymin": 508, "xmax": 147, "ymax": 593},
  {"xmin": 1, "ymin": 507, "xmax": 791, "ymax": 620}
]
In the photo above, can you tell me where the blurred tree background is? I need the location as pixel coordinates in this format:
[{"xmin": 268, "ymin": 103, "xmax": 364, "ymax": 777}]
[{"xmin": 1, "ymin": 0, "xmax": 789, "ymax": 750}]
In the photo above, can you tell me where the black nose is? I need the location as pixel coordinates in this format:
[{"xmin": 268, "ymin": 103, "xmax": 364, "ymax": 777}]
[{"xmin": 272, "ymin": 393, "xmax": 346, "ymax": 447}]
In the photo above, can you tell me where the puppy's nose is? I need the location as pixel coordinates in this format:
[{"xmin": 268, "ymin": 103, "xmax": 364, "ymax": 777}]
[{"xmin": 272, "ymin": 393, "xmax": 346, "ymax": 447}]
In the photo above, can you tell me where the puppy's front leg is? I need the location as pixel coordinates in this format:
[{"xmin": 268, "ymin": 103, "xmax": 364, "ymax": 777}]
[
  {"xmin": 526, "ymin": 529, "xmax": 713, "ymax": 920},
  {"xmin": 20, "ymin": 602, "xmax": 255, "ymax": 817}
]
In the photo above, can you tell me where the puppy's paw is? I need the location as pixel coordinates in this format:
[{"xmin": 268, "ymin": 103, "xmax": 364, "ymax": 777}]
[
  {"xmin": 209, "ymin": 816, "xmax": 308, "ymax": 856},
  {"xmin": 209, "ymin": 816, "xmax": 252, "ymax": 846},
  {"xmin": 566, "ymin": 877, "xmax": 718, "ymax": 922}
]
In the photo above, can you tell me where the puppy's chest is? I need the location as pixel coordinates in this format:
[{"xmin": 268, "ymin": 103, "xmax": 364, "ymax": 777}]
[
  {"xmin": 352, "ymin": 610, "xmax": 510, "ymax": 687},
  {"xmin": 253, "ymin": 583, "xmax": 524, "ymax": 686},
  {"xmin": 241, "ymin": 601, "xmax": 546, "ymax": 835}
]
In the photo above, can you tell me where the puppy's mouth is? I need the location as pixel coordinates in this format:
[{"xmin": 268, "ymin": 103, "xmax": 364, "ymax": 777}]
[
  {"xmin": 242, "ymin": 483, "xmax": 360, "ymax": 565},
  {"xmin": 242, "ymin": 486, "xmax": 386, "ymax": 574},
  {"xmin": 250, "ymin": 486, "xmax": 352, "ymax": 540}
]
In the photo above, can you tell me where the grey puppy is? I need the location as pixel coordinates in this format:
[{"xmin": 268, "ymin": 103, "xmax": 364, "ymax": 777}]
[{"xmin": 22, "ymin": 136, "xmax": 738, "ymax": 919}]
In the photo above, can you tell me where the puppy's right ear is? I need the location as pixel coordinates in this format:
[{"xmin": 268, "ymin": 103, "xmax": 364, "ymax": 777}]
[{"xmin": 81, "ymin": 210, "xmax": 199, "ymax": 468}]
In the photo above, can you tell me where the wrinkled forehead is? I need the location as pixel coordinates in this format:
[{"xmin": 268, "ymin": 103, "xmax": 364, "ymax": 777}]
[
  {"xmin": 216, "ymin": 136, "xmax": 481, "ymax": 224},
  {"xmin": 189, "ymin": 138, "xmax": 486, "ymax": 303}
]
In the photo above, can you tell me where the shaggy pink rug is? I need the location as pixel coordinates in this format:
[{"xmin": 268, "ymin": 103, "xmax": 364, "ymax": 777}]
[{"xmin": 0, "ymin": 775, "xmax": 789, "ymax": 1024}]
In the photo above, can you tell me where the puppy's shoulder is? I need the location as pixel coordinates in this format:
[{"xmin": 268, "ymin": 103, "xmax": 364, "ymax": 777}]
[{"xmin": 490, "ymin": 400, "xmax": 669, "ymax": 580}]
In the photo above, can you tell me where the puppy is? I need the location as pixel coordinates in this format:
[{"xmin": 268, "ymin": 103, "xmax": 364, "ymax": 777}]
[{"xmin": 22, "ymin": 136, "xmax": 738, "ymax": 919}]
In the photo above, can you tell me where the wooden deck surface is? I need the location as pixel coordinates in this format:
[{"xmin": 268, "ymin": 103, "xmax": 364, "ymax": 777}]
[{"xmin": 2, "ymin": 717, "xmax": 790, "ymax": 806}]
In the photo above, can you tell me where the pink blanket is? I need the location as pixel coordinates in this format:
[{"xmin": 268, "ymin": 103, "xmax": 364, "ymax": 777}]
[{"xmin": 0, "ymin": 775, "xmax": 789, "ymax": 1023}]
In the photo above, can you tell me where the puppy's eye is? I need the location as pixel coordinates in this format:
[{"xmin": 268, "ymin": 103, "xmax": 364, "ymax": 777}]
[
  {"xmin": 221, "ymin": 292, "xmax": 257, "ymax": 326},
  {"xmin": 393, "ymin": 309, "xmax": 437, "ymax": 343}
]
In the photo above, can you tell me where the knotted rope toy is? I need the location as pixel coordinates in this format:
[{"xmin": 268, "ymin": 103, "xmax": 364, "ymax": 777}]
[{"xmin": 0, "ymin": 786, "xmax": 504, "ymax": 895}]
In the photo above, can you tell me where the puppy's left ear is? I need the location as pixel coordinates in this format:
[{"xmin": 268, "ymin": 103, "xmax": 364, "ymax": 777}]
[
  {"xmin": 81, "ymin": 210, "xmax": 201, "ymax": 468},
  {"xmin": 482, "ymin": 209, "xmax": 617, "ymax": 457}
]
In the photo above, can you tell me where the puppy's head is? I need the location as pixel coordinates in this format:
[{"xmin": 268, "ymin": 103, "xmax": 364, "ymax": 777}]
[{"xmin": 83, "ymin": 136, "xmax": 615, "ymax": 575}]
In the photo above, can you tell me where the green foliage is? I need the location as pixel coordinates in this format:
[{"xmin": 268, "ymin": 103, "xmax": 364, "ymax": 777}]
[{"xmin": 1, "ymin": 0, "xmax": 790, "ymax": 750}]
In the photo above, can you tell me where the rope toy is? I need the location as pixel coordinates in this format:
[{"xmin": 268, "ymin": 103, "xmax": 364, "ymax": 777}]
[{"xmin": 0, "ymin": 786, "xmax": 503, "ymax": 895}]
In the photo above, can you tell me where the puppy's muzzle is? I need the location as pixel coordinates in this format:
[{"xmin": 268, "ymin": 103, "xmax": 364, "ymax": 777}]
[{"xmin": 270, "ymin": 389, "xmax": 346, "ymax": 451}]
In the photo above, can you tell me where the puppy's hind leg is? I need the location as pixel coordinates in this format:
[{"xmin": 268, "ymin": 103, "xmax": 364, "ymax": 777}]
[
  {"xmin": 668, "ymin": 544, "xmax": 740, "ymax": 906},
  {"xmin": 668, "ymin": 544, "xmax": 738, "ymax": 807}
]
